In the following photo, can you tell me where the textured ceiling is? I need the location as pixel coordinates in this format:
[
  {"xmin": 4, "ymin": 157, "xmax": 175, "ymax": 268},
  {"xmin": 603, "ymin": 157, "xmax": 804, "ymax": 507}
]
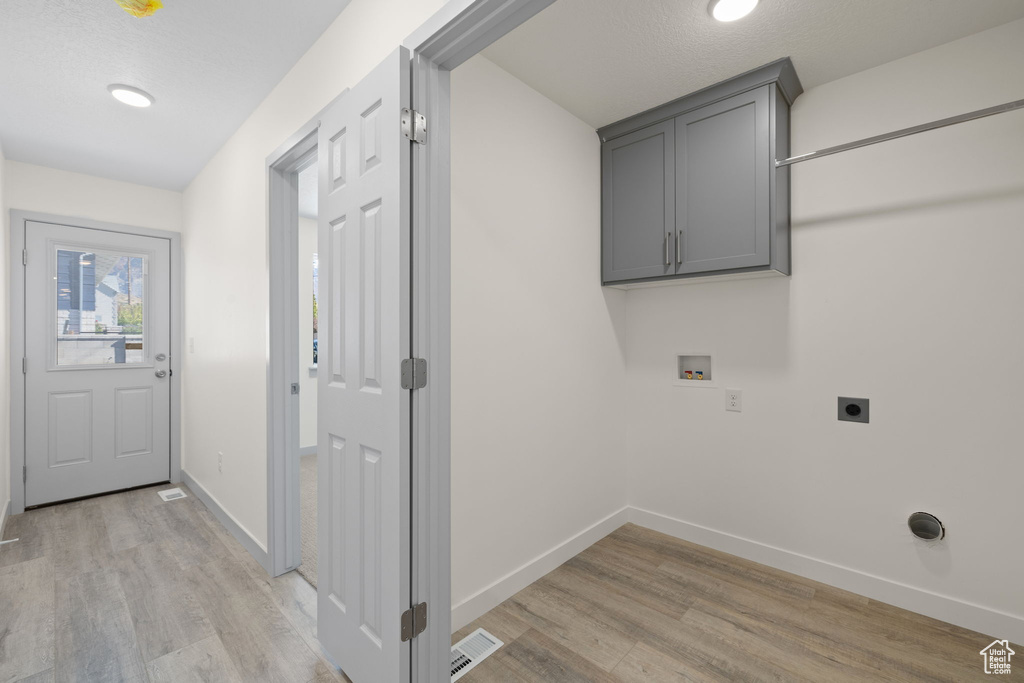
[
  {"xmin": 0, "ymin": 0, "xmax": 350, "ymax": 190},
  {"xmin": 483, "ymin": 0, "xmax": 1024, "ymax": 129}
]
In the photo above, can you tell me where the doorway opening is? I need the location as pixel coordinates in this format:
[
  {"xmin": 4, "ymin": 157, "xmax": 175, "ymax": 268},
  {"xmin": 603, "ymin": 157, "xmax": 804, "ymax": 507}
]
[
  {"xmin": 266, "ymin": 122, "xmax": 319, "ymax": 581},
  {"xmin": 295, "ymin": 158, "xmax": 319, "ymax": 588}
]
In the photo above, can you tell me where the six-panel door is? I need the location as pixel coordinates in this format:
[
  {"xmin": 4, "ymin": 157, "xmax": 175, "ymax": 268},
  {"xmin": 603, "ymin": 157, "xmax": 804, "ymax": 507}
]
[{"xmin": 316, "ymin": 47, "xmax": 412, "ymax": 683}]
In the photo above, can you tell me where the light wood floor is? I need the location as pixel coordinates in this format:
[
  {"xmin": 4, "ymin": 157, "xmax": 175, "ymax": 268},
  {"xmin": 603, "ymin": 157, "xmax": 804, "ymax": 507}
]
[
  {"xmin": 453, "ymin": 523, "xmax": 1013, "ymax": 682},
  {"xmin": 0, "ymin": 483, "xmax": 350, "ymax": 683},
  {"xmin": 3, "ymin": 490, "xmax": 1014, "ymax": 683}
]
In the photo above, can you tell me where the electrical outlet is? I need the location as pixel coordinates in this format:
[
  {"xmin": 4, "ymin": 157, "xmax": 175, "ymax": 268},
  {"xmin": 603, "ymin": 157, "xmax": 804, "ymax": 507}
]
[
  {"xmin": 838, "ymin": 397, "xmax": 869, "ymax": 423},
  {"xmin": 218, "ymin": 451, "xmax": 223, "ymax": 472},
  {"xmin": 725, "ymin": 388, "xmax": 742, "ymax": 412}
]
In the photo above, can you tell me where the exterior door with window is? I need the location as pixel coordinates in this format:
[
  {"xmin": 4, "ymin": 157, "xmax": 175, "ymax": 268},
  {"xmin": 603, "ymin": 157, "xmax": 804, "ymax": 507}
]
[{"xmin": 23, "ymin": 220, "xmax": 172, "ymax": 506}]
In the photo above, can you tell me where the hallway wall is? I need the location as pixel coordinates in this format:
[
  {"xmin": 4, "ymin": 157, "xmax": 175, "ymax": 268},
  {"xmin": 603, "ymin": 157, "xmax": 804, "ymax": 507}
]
[{"xmin": 4, "ymin": 161, "xmax": 182, "ymax": 233}]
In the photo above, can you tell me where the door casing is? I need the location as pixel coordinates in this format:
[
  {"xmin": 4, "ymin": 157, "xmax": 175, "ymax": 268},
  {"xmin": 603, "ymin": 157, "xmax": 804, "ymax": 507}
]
[
  {"xmin": 9, "ymin": 210, "xmax": 183, "ymax": 515},
  {"xmin": 266, "ymin": 119, "xmax": 323, "ymax": 578},
  {"xmin": 402, "ymin": 2, "xmax": 556, "ymax": 681}
]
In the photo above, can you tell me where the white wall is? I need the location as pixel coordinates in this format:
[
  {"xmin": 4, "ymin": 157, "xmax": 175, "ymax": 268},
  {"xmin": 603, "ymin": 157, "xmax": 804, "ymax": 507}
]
[
  {"xmin": 0, "ymin": 142, "xmax": 8, "ymax": 533},
  {"xmin": 625, "ymin": 18, "xmax": 1024, "ymax": 639},
  {"xmin": 450, "ymin": 56, "xmax": 628, "ymax": 613},
  {"xmin": 298, "ymin": 217, "xmax": 317, "ymax": 451},
  {"xmin": 180, "ymin": 0, "xmax": 449, "ymax": 548},
  {"xmin": 4, "ymin": 161, "xmax": 182, "ymax": 233}
]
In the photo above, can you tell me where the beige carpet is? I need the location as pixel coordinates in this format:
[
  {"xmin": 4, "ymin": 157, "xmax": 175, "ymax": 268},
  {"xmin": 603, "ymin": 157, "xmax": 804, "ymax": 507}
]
[{"xmin": 297, "ymin": 453, "xmax": 318, "ymax": 588}]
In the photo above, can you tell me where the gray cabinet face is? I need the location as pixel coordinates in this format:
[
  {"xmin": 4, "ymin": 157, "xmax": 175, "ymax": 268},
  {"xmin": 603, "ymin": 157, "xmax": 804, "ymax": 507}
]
[
  {"xmin": 602, "ymin": 120, "xmax": 675, "ymax": 283},
  {"xmin": 675, "ymin": 85, "xmax": 771, "ymax": 274}
]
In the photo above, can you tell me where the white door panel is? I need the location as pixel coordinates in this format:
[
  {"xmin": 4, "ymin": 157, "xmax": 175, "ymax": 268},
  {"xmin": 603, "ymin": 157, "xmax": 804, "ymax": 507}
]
[
  {"xmin": 24, "ymin": 221, "xmax": 171, "ymax": 506},
  {"xmin": 317, "ymin": 47, "xmax": 412, "ymax": 683}
]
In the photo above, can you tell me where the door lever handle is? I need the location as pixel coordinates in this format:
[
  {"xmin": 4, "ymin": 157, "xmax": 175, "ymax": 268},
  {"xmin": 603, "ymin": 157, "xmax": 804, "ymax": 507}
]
[{"xmin": 155, "ymin": 370, "xmax": 167, "ymax": 379}]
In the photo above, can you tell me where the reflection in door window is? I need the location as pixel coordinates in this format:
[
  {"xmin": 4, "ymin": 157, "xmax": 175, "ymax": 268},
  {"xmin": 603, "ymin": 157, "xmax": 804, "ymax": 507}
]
[
  {"xmin": 312, "ymin": 252, "xmax": 318, "ymax": 364},
  {"xmin": 55, "ymin": 249, "xmax": 146, "ymax": 365}
]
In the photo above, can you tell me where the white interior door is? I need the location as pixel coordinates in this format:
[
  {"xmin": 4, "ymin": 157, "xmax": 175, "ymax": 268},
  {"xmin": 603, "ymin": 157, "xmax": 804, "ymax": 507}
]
[
  {"xmin": 317, "ymin": 47, "xmax": 412, "ymax": 683},
  {"xmin": 23, "ymin": 221, "xmax": 172, "ymax": 506}
]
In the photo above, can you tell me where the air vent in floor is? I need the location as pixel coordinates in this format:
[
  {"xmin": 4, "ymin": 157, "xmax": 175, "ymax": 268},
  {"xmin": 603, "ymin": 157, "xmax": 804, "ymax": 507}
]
[
  {"xmin": 158, "ymin": 488, "xmax": 188, "ymax": 502},
  {"xmin": 451, "ymin": 628, "xmax": 503, "ymax": 681}
]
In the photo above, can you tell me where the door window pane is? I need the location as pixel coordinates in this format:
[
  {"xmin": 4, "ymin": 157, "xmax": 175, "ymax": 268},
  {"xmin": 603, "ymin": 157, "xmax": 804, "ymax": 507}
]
[{"xmin": 55, "ymin": 249, "xmax": 146, "ymax": 366}]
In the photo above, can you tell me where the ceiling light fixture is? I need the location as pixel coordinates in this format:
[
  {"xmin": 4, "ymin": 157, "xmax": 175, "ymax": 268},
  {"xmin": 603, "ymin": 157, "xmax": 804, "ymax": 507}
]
[
  {"xmin": 708, "ymin": 0, "xmax": 759, "ymax": 22},
  {"xmin": 108, "ymin": 84, "xmax": 154, "ymax": 108},
  {"xmin": 115, "ymin": 0, "xmax": 163, "ymax": 18}
]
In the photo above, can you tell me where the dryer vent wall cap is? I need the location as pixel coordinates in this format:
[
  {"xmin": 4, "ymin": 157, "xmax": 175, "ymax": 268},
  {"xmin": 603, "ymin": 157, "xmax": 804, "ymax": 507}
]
[{"xmin": 908, "ymin": 512, "xmax": 945, "ymax": 541}]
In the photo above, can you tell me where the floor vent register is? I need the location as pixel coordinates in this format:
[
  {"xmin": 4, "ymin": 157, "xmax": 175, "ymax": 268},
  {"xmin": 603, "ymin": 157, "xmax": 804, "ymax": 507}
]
[
  {"xmin": 158, "ymin": 488, "xmax": 188, "ymax": 502},
  {"xmin": 451, "ymin": 628, "xmax": 503, "ymax": 681}
]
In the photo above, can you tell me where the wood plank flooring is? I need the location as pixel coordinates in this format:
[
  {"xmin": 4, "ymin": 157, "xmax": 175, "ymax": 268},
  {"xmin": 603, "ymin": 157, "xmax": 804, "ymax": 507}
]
[
  {"xmin": 0, "ymin": 484, "xmax": 350, "ymax": 683},
  {"xmin": 3, "ymin": 489, "xmax": 1015, "ymax": 682},
  {"xmin": 454, "ymin": 524, "xmax": 1016, "ymax": 682}
]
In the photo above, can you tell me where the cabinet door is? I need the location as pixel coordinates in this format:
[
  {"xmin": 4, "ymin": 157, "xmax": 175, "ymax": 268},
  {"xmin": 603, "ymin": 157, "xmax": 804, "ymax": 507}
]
[
  {"xmin": 602, "ymin": 120, "xmax": 675, "ymax": 283},
  {"xmin": 675, "ymin": 85, "xmax": 770, "ymax": 274}
]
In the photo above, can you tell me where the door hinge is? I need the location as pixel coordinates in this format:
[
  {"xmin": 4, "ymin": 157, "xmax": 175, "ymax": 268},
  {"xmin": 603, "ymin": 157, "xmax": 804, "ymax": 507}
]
[
  {"xmin": 290, "ymin": 382, "xmax": 300, "ymax": 395},
  {"xmin": 401, "ymin": 108, "xmax": 427, "ymax": 145},
  {"xmin": 22, "ymin": 357, "xmax": 27, "ymax": 374},
  {"xmin": 400, "ymin": 358, "xmax": 427, "ymax": 390},
  {"xmin": 22, "ymin": 249, "xmax": 27, "ymax": 266},
  {"xmin": 400, "ymin": 602, "xmax": 427, "ymax": 642},
  {"xmin": 23, "ymin": 466, "xmax": 27, "ymax": 483}
]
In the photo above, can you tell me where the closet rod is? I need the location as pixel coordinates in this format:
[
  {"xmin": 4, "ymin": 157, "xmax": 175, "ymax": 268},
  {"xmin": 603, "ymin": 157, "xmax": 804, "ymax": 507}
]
[{"xmin": 776, "ymin": 97, "xmax": 1024, "ymax": 168}]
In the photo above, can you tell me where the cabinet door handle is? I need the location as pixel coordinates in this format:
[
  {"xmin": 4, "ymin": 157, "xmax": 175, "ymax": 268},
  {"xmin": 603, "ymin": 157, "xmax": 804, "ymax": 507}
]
[
  {"xmin": 676, "ymin": 230, "xmax": 683, "ymax": 264},
  {"xmin": 665, "ymin": 232, "xmax": 672, "ymax": 266}
]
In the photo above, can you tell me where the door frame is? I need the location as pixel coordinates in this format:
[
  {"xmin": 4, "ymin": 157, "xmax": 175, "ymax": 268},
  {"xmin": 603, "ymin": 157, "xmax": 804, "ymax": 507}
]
[
  {"xmin": 265, "ymin": 113, "xmax": 327, "ymax": 578},
  {"xmin": 402, "ymin": 1, "xmax": 556, "ymax": 680},
  {"xmin": 8, "ymin": 210, "xmax": 183, "ymax": 516},
  {"xmin": 266, "ymin": 92, "xmax": 355, "ymax": 578}
]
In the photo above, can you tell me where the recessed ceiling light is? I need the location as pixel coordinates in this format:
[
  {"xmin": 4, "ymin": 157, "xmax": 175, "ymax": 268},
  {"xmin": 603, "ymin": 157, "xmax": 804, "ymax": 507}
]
[
  {"xmin": 108, "ymin": 84, "xmax": 154, "ymax": 108},
  {"xmin": 708, "ymin": 0, "xmax": 759, "ymax": 22}
]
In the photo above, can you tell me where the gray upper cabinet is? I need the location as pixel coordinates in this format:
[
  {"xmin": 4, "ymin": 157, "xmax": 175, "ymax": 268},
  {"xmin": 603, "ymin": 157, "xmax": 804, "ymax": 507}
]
[
  {"xmin": 676, "ymin": 86, "xmax": 769, "ymax": 274},
  {"xmin": 600, "ymin": 59, "xmax": 802, "ymax": 286},
  {"xmin": 601, "ymin": 120, "xmax": 675, "ymax": 282}
]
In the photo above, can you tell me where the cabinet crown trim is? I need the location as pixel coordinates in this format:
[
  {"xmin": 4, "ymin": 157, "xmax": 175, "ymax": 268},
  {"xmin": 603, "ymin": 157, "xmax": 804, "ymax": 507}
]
[{"xmin": 597, "ymin": 57, "xmax": 802, "ymax": 143}]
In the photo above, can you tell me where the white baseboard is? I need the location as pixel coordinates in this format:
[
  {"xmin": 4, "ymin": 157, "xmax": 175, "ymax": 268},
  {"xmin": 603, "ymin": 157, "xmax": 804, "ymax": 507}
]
[
  {"xmin": 450, "ymin": 506, "xmax": 631, "ymax": 632},
  {"xmin": 298, "ymin": 445, "xmax": 317, "ymax": 457},
  {"xmin": 628, "ymin": 507, "xmax": 1024, "ymax": 645},
  {"xmin": 181, "ymin": 470, "xmax": 272, "ymax": 575},
  {"xmin": 447, "ymin": 504, "xmax": 1023, "ymax": 644}
]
